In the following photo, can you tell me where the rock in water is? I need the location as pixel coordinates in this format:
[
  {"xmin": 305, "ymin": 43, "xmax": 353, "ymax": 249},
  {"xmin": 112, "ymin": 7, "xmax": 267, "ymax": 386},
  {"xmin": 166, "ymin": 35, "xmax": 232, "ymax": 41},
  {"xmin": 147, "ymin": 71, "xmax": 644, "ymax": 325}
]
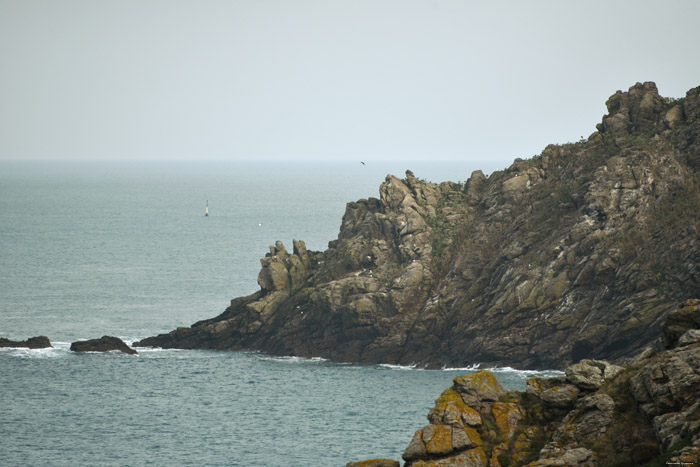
[
  {"xmin": 70, "ymin": 336, "xmax": 137, "ymax": 355},
  {"xmin": 0, "ymin": 336, "xmax": 52, "ymax": 348}
]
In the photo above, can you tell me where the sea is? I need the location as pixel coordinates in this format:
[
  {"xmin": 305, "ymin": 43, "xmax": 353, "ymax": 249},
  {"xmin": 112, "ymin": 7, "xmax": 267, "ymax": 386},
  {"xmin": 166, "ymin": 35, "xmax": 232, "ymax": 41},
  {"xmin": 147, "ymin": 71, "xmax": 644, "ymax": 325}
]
[{"xmin": 0, "ymin": 160, "xmax": 561, "ymax": 466}]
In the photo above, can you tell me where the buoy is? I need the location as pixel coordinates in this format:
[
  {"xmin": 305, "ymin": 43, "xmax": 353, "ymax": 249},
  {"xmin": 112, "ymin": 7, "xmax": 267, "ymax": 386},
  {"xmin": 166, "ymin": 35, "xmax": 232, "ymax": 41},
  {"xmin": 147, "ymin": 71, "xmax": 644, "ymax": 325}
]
[{"xmin": 205, "ymin": 200, "xmax": 209, "ymax": 217}]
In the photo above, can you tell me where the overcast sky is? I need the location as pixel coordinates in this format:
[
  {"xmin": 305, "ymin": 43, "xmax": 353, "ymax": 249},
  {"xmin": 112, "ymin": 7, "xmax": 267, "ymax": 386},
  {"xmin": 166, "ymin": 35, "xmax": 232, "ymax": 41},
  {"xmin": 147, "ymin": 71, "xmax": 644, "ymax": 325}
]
[{"xmin": 1, "ymin": 0, "xmax": 699, "ymax": 162}]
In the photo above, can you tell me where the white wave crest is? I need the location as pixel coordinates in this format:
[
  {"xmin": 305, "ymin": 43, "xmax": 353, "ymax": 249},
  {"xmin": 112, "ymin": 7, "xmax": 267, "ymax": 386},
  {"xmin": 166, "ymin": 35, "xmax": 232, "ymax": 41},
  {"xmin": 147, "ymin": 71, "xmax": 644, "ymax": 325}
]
[
  {"xmin": 255, "ymin": 354, "xmax": 329, "ymax": 364},
  {"xmin": 378, "ymin": 363, "xmax": 419, "ymax": 370},
  {"xmin": 0, "ymin": 345, "xmax": 66, "ymax": 359},
  {"xmin": 441, "ymin": 363, "xmax": 482, "ymax": 371}
]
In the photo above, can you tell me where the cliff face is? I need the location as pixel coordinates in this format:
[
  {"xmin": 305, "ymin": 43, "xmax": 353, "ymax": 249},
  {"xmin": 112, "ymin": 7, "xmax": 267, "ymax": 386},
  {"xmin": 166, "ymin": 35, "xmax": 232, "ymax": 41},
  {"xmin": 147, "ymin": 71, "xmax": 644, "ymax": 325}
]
[
  {"xmin": 347, "ymin": 299, "xmax": 700, "ymax": 466},
  {"xmin": 137, "ymin": 82, "xmax": 700, "ymax": 370}
]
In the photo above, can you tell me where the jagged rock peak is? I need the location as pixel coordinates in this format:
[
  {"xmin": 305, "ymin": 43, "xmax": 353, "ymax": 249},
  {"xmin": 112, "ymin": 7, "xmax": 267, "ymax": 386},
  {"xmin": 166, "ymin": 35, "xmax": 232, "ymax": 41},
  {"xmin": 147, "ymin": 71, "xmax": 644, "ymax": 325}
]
[
  {"xmin": 595, "ymin": 81, "xmax": 700, "ymax": 138},
  {"xmin": 598, "ymin": 81, "xmax": 665, "ymax": 135},
  {"xmin": 257, "ymin": 239, "xmax": 312, "ymax": 296}
]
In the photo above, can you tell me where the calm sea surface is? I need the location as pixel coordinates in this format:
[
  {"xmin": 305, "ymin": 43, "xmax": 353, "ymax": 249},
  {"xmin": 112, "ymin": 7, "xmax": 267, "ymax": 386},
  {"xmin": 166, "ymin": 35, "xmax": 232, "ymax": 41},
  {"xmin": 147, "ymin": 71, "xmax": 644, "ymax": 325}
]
[{"xmin": 0, "ymin": 160, "xmax": 558, "ymax": 466}]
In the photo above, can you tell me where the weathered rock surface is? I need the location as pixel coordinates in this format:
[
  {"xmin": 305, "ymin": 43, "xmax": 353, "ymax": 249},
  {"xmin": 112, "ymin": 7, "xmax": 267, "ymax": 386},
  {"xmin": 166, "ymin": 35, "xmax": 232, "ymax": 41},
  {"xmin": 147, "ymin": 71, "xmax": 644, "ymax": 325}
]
[
  {"xmin": 348, "ymin": 300, "xmax": 700, "ymax": 465},
  {"xmin": 0, "ymin": 336, "xmax": 52, "ymax": 349},
  {"xmin": 138, "ymin": 82, "xmax": 700, "ymax": 370},
  {"xmin": 70, "ymin": 336, "xmax": 137, "ymax": 355}
]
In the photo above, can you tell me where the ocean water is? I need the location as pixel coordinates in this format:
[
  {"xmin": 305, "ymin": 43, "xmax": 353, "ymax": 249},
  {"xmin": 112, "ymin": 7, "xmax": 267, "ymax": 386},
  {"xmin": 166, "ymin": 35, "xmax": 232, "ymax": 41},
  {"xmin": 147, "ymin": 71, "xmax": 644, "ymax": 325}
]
[{"xmin": 0, "ymin": 160, "xmax": 559, "ymax": 466}]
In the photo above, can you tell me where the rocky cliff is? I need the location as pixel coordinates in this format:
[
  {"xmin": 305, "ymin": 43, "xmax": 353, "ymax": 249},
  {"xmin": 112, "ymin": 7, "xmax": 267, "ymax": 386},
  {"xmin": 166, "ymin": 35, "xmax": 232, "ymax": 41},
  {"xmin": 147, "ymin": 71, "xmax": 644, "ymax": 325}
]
[
  {"xmin": 137, "ymin": 82, "xmax": 700, "ymax": 370},
  {"xmin": 347, "ymin": 299, "xmax": 700, "ymax": 466}
]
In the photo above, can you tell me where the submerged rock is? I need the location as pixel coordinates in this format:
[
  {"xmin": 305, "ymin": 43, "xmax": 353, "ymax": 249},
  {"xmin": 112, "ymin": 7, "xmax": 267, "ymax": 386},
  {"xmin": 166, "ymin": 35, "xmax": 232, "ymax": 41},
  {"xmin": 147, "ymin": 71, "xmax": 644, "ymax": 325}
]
[
  {"xmin": 70, "ymin": 336, "xmax": 137, "ymax": 355},
  {"xmin": 0, "ymin": 335, "xmax": 52, "ymax": 349}
]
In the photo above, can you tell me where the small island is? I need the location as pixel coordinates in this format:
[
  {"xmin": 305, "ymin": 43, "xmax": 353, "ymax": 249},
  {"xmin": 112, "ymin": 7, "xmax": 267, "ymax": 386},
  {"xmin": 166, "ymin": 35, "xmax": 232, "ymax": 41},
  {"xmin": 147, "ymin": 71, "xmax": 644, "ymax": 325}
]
[
  {"xmin": 0, "ymin": 336, "xmax": 52, "ymax": 349},
  {"xmin": 70, "ymin": 336, "xmax": 137, "ymax": 355}
]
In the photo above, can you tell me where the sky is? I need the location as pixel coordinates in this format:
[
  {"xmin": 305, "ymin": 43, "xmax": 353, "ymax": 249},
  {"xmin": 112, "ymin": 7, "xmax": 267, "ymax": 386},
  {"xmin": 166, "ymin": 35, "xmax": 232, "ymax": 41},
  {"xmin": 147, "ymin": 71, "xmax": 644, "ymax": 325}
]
[{"xmin": 1, "ymin": 0, "xmax": 699, "ymax": 162}]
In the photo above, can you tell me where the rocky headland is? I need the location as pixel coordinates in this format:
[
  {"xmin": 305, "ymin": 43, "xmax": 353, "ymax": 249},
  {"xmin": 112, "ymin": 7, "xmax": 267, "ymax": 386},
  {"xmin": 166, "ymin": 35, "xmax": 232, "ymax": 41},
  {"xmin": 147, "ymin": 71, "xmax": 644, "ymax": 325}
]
[
  {"xmin": 137, "ymin": 82, "xmax": 700, "ymax": 370},
  {"xmin": 0, "ymin": 335, "xmax": 52, "ymax": 349},
  {"xmin": 347, "ymin": 299, "xmax": 700, "ymax": 466},
  {"xmin": 70, "ymin": 336, "xmax": 138, "ymax": 355}
]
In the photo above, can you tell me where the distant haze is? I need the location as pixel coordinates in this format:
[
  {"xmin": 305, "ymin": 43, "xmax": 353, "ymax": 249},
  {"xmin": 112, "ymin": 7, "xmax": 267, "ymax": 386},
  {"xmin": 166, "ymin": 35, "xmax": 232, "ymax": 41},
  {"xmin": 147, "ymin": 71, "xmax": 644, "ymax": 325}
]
[{"xmin": 1, "ymin": 0, "xmax": 699, "ymax": 162}]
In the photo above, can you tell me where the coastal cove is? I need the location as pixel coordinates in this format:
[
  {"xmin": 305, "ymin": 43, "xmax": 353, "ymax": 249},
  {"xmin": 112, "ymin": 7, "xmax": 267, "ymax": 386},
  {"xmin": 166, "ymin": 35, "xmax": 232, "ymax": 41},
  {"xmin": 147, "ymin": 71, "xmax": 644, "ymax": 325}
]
[
  {"xmin": 1, "ymin": 344, "xmax": 558, "ymax": 466},
  {"xmin": 0, "ymin": 159, "xmax": 543, "ymax": 466},
  {"xmin": 5, "ymin": 80, "xmax": 700, "ymax": 464}
]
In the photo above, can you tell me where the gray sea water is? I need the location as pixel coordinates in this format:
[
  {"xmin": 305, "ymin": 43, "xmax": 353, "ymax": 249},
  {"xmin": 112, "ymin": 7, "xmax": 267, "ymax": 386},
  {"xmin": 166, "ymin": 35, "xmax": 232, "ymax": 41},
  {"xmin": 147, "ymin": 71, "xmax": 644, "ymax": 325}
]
[{"xmin": 0, "ymin": 160, "xmax": 559, "ymax": 466}]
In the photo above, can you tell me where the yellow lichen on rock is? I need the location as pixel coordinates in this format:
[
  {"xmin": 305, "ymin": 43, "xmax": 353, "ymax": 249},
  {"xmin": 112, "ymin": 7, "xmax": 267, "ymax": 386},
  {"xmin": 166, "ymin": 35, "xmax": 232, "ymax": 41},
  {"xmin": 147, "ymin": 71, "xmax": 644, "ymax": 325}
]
[
  {"xmin": 492, "ymin": 402, "xmax": 524, "ymax": 440},
  {"xmin": 423, "ymin": 425, "xmax": 454, "ymax": 455},
  {"xmin": 509, "ymin": 427, "xmax": 543, "ymax": 465},
  {"xmin": 457, "ymin": 426, "xmax": 483, "ymax": 449},
  {"xmin": 429, "ymin": 387, "xmax": 483, "ymax": 427},
  {"xmin": 488, "ymin": 442, "xmax": 508, "ymax": 466},
  {"xmin": 411, "ymin": 447, "xmax": 487, "ymax": 467},
  {"xmin": 453, "ymin": 370, "xmax": 505, "ymax": 403}
]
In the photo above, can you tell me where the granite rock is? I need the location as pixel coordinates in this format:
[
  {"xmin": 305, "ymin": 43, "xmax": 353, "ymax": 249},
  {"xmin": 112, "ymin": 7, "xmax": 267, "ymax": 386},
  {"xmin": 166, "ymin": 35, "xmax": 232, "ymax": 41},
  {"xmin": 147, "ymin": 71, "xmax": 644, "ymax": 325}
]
[
  {"xmin": 71, "ymin": 336, "xmax": 137, "ymax": 355},
  {"xmin": 0, "ymin": 336, "xmax": 52, "ymax": 349}
]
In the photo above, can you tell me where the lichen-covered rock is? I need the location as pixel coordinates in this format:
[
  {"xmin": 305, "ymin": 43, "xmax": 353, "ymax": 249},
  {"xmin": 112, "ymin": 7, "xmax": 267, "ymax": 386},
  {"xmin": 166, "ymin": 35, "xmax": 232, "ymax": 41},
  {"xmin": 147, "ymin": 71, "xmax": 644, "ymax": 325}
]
[
  {"xmin": 428, "ymin": 387, "xmax": 481, "ymax": 427},
  {"xmin": 361, "ymin": 331, "xmax": 700, "ymax": 466},
  {"xmin": 403, "ymin": 424, "xmax": 482, "ymax": 463},
  {"xmin": 70, "ymin": 336, "xmax": 137, "ymax": 355},
  {"xmin": 453, "ymin": 370, "xmax": 505, "ymax": 405},
  {"xmin": 492, "ymin": 402, "xmax": 524, "ymax": 440},
  {"xmin": 409, "ymin": 448, "xmax": 487, "ymax": 466}
]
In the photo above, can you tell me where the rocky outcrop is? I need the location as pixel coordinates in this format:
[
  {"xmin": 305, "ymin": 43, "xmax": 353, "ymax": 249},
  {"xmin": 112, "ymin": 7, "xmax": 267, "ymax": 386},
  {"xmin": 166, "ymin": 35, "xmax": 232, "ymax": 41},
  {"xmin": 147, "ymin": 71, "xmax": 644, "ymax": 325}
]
[
  {"xmin": 70, "ymin": 336, "xmax": 137, "ymax": 355},
  {"xmin": 138, "ymin": 82, "xmax": 700, "ymax": 370},
  {"xmin": 0, "ymin": 336, "xmax": 52, "ymax": 348},
  {"xmin": 347, "ymin": 300, "xmax": 700, "ymax": 465}
]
